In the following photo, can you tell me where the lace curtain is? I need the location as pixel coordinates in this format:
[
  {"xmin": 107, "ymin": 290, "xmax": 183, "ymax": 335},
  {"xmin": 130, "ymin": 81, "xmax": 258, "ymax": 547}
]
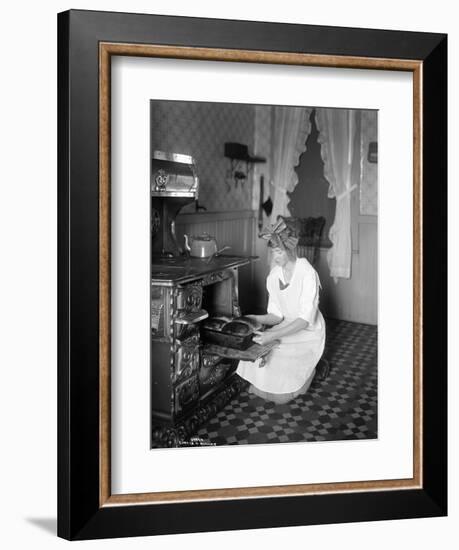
[
  {"xmin": 316, "ymin": 108, "xmax": 357, "ymax": 281},
  {"xmin": 270, "ymin": 107, "xmax": 313, "ymax": 222}
]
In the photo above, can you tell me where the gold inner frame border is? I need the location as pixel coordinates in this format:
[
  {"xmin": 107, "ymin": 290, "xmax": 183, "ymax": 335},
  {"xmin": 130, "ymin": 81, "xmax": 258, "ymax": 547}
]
[{"xmin": 99, "ymin": 42, "xmax": 423, "ymax": 507}]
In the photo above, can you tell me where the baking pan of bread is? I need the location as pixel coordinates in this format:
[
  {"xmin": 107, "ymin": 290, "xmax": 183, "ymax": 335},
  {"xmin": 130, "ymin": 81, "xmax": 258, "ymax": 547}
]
[{"xmin": 200, "ymin": 315, "xmax": 262, "ymax": 350}]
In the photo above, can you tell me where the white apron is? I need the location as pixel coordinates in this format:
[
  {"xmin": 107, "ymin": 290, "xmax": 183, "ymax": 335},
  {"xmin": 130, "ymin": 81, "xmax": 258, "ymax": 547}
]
[{"xmin": 237, "ymin": 258, "xmax": 326, "ymax": 395}]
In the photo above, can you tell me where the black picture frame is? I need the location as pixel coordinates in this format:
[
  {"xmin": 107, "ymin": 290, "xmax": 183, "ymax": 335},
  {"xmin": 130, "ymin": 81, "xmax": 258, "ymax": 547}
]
[{"xmin": 57, "ymin": 9, "xmax": 447, "ymax": 541}]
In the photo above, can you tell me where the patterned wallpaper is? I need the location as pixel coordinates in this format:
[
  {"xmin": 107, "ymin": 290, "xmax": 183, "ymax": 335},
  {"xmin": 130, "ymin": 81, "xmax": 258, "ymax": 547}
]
[
  {"xmin": 149, "ymin": 101, "xmax": 377, "ymax": 218},
  {"xmin": 360, "ymin": 110, "xmax": 378, "ymax": 216},
  {"xmin": 252, "ymin": 105, "xmax": 272, "ymax": 211},
  {"xmin": 150, "ymin": 100, "xmax": 256, "ymax": 212},
  {"xmin": 252, "ymin": 105, "xmax": 273, "ymax": 307}
]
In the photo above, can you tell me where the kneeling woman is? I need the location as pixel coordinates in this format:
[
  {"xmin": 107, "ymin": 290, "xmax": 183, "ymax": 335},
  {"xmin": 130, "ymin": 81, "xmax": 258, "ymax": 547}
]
[{"xmin": 236, "ymin": 219, "xmax": 325, "ymax": 405}]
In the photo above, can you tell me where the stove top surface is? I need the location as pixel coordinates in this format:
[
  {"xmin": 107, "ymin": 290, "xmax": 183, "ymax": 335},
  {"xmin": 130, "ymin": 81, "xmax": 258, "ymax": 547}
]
[{"xmin": 151, "ymin": 254, "xmax": 255, "ymax": 285}]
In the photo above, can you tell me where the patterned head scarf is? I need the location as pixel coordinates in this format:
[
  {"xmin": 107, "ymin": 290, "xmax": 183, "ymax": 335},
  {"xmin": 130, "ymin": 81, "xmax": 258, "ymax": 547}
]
[{"xmin": 260, "ymin": 218, "xmax": 299, "ymax": 251}]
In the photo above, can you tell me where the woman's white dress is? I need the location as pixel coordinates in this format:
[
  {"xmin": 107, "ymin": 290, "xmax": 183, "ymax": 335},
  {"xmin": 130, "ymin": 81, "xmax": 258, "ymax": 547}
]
[{"xmin": 236, "ymin": 258, "xmax": 325, "ymax": 398}]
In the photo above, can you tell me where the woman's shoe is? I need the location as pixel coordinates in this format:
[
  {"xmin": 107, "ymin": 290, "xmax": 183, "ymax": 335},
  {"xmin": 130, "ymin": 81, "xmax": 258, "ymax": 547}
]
[{"xmin": 314, "ymin": 358, "xmax": 330, "ymax": 381}]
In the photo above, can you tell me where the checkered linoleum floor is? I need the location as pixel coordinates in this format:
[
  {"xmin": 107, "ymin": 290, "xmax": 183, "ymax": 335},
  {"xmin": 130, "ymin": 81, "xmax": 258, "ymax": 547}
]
[{"xmin": 195, "ymin": 319, "xmax": 377, "ymax": 445}]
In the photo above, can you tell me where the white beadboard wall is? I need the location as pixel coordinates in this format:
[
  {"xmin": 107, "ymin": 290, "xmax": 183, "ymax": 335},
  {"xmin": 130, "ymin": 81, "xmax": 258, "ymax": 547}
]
[
  {"xmin": 315, "ymin": 218, "xmax": 378, "ymax": 325},
  {"xmin": 175, "ymin": 210, "xmax": 258, "ymax": 313},
  {"xmin": 174, "ymin": 208, "xmax": 377, "ymax": 324}
]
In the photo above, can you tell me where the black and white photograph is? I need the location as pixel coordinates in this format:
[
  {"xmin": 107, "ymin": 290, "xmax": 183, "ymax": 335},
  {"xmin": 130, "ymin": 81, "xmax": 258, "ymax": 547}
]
[
  {"xmin": 0, "ymin": 0, "xmax": 451, "ymax": 546},
  {"xmin": 149, "ymin": 100, "xmax": 378, "ymax": 448}
]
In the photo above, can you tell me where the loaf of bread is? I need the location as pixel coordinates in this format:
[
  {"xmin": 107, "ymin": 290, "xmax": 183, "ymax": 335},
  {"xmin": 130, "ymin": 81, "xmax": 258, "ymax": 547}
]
[
  {"xmin": 202, "ymin": 315, "xmax": 258, "ymax": 338},
  {"xmin": 214, "ymin": 315, "xmax": 232, "ymax": 323},
  {"xmin": 222, "ymin": 321, "xmax": 252, "ymax": 336}
]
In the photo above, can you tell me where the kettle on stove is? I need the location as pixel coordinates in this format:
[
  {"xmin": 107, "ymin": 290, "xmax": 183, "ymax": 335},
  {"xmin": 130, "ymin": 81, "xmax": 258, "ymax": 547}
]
[
  {"xmin": 183, "ymin": 233, "xmax": 230, "ymax": 259},
  {"xmin": 183, "ymin": 233, "xmax": 218, "ymax": 258}
]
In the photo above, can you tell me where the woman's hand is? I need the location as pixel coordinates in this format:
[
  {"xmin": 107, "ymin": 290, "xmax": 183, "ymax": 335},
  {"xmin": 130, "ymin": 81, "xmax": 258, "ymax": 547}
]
[{"xmin": 252, "ymin": 330, "xmax": 278, "ymax": 346}]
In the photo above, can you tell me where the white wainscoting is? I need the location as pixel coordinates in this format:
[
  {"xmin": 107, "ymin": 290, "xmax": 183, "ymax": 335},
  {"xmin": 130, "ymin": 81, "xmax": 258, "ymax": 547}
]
[
  {"xmin": 176, "ymin": 210, "xmax": 377, "ymax": 324},
  {"xmin": 315, "ymin": 218, "xmax": 377, "ymax": 325},
  {"xmin": 175, "ymin": 210, "xmax": 257, "ymax": 312}
]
